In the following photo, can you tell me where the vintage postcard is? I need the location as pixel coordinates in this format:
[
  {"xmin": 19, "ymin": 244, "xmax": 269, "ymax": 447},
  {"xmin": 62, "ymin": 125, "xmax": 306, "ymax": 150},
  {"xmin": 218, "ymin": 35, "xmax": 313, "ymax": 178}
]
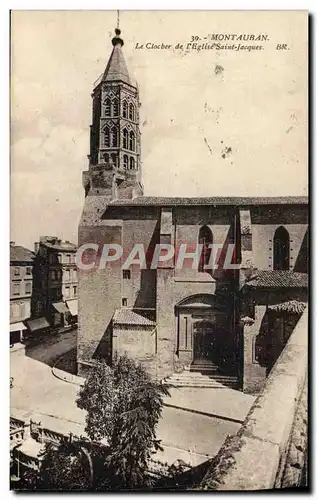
[{"xmin": 10, "ymin": 10, "xmax": 308, "ymax": 491}]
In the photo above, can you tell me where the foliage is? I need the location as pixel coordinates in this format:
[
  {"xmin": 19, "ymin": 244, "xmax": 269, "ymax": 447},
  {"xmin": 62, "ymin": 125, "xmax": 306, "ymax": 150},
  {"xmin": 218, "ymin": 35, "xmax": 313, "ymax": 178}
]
[
  {"xmin": 77, "ymin": 355, "xmax": 170, "ymax": 490},
  {"xmin": 37, "ymin": 440, "xmax": 93, "ymax": 491}
]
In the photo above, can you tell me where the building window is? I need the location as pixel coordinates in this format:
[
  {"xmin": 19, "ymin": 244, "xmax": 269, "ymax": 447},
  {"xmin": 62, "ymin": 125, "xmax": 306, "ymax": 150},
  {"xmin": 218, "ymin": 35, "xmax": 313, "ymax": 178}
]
[
  {"xmin": 123, "ymin": 100, "xmax": 128, "ymax": 118},
  {"xmin": 129, "ymin": 103, "xmax": 135, "ymax": 121},
  {"xmin": 104, "ymin": 127, "xmax": 110, "ymax": 147},
  {"xmin": 122, "ymin": 298, "xmax": 128, "ymax": 307},
  {"xmin": 129, "ymin": 131, "xmax": 135, "ymax": 151},
  {"xmin": 73, "ymin": 285, "xmax": 77, "ymax": 296},
  {"xmin": 198, "ymin": 226, "xmax": 213, "ymax": 272},
  {"xmin": 11, "ymin": 303, "xmax": 20, "ymax": 318},
  {"xmin": 111, "ymin": 153, "xmax": 117, "ymax": 167},
  {"xmin": 73, "ymin": 269, "xmax": 77, "ymax": 281},
  {"xmin": 123, "ymin": 270, "xmax": 131, "ymax": 279},
  {"xmin": 123, "ymin": 154, "xmax": 128, "ymax": 170},
  {"xmin": 13, "ymin": 283, "xmax": 20, "ymax": 296},
  {"xmin": 104, "ymin": 153, "xmax": 109, "ymax": 164},
  {"xmin": 65, "ymin": 286, "xmax": 70, "ymax": 299},
  {"xmin": 66, "ymin": 254, "xmax": 71, "ymax": 264},
  {"xmin": 129, "ymin": 157, "xmax": 135, "ymax": 170},
  {"xmin": 52, "ymin": 270, "xmax": 56, "ymax": 280},
  {"xmin": 14, "ymin": 267, "xmax": 20, "ymax": 276},
  {"xmin": 26, "ymin": 267, "xmax": 32, "ymax": 275},
  {"xmin": 111, "ymin": 126, "xmax": 118, "ymax": 147},
  {"xmin": 123, "ymin": 128, "xmax": 128, "ymax": 149},
  {"xmin": 105, "ymin": 98, "xmax": 111, "ymax": 116},
  {"xmin": 65, "ymin": 269, "xmax": 70, "ymax": 281},
  {"xmin": 273, "ymin": 226, "xmax": 290, "ymax": 270},
  {"xmin": 25, "ymin": 282, "xmax": 32, "ymax": 294},
  {"xmin": 112, "ymin": 98, "xmax": 119, "ymax": 116}
]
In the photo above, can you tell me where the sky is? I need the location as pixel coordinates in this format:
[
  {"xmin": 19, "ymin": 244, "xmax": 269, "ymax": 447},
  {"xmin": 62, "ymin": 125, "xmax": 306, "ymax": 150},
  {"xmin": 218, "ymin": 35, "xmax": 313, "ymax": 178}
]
[{"xmin": 10, "ymin": 10, "xmax": 308, "ymax": 250}]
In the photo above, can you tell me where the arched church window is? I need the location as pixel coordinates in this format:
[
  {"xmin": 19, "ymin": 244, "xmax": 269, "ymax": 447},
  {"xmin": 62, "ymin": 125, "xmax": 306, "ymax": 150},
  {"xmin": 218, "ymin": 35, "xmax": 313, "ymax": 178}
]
[
  {"xmin": 104, "ymin": 127, "xmax": 110, "ymax": 147},
  {"xmin": 273, "ymin": 226, "xmax": 290, "ymax": 270},
  {"xmin": 129, "ymin": 131, "xmax": 135, "ymax": 151},
  {"xmin": 129, "ymin": 103, "xmax": 135, "ymax": 121},
  {"xmin": 123, "ymin": 129, "xmax": 128, "ymax": 149},
  {"xmin": 130, "ymin": 157, "xmax": 135, "ymax": 169},
  {"xmin": 112, "ymin": 98, "xmax": 119, "ymax": 116},
  {"xmin": 198, "ymin": 226, "xmax": 213, "ymax": 272},
  {"xmin": 105, "ymin": 98, "xmax": 111, "ymax": 116},
  {"xmin": 111, "ymin": 153, "xmax": 117, "ymax": 167},
  {"xmin": 111, "ymin": 127, "xmax": 118, "ymax": 147},
  {"xmin": 123, "ymin": 100, "xmax": 128, "ymax": 118},
  {"xmin": 123, "ymin": 155, "xmax": 128, "ymax": 170},
  {"xmin": 104, "ymin": 153, "xmax": 109, "ymax": 164}
]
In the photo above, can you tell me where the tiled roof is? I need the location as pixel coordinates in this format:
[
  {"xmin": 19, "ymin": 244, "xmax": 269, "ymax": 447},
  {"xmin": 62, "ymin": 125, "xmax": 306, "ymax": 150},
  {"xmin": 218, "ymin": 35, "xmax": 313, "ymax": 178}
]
[
  {"xmin": 10, "ymin": 245, "xmax": 35, "ymax": 263},
  {"xmin": 109, "ymin": 196, "xmax": 308, "ymax": 207},
  {"xmin": 268, "ymin": 300, "xmax": 307, "ymax": 314},
  {"xmin": 113, "ymin": 309, "xmax": 156, "ymax": 327},
  {"xmin": 245, "ymin": 270, "xmax": 308, "ymax": 289}
]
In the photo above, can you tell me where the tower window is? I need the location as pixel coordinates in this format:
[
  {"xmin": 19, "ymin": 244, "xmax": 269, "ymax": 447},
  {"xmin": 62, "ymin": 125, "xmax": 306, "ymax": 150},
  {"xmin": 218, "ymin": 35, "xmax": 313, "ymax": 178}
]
[
  {"xmin": 123, "ymin": 100, "xmax": 128, "ymax": 118},
  {"xmin": 129, "ymin": 103, "xmax": 135, "ymax": 121},
  {"xmin": 129, "ymin": 131, "xmax": 135, "ymax": 151},
  {"xmin": 123, "ymin": 155, "xmax": 128, "ymax": 169},
  {"xmin": 122, "ymin": 298, "xmax": 128, "ymax": 307},
  {"xmin": 112, "ymin": 98, "xmax": 119, "ymax": 116},
  {"xmin": 198, "ymin": 225, "xmax": 213, "ymax": 272},
  {"xmin": 111, "ymin": 153, "xmax": 117, "ymax": 167},
  {"xmin": 111, "ymin": 127, "xmax": 118, "ymax": 147},
  {"xmin": 123, "ymin": 270, "xmax": 131, "ymax": 279},
  {"xmin": 105, "ymin": 98, "xmax": 111, "ymax": 116},
  {"xmin": 123, "ymin": 129, "xmax": 128, "ymax": 149},
  {"xmin": 129, "ymin": 157, "xmax": 135, "ymax": 169},
  {"xmin": 273, "ymin": 226, "xmax": 290, "ymax": 270},
  {"xmin": 104, "ymin": 127, "xmax": 110, "ymax": 147}
]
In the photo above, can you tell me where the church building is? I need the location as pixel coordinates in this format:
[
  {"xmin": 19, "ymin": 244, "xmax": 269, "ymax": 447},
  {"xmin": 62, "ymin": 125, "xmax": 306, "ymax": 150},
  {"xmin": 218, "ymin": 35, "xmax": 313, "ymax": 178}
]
[{"xmin": 77, "ymin": 28, "xmax": 308, "ymax": 393}]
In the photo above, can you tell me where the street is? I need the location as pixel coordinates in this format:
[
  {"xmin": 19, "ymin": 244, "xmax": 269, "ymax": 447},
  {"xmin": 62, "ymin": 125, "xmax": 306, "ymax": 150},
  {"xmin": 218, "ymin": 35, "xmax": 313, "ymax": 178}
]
[
  {"xmin": 11, "ymin": 330, "xmax": 254, "ymax": 466},
  {"xmin": 25, "ymin": 328, "xmax": 77, "ymax": 367}
]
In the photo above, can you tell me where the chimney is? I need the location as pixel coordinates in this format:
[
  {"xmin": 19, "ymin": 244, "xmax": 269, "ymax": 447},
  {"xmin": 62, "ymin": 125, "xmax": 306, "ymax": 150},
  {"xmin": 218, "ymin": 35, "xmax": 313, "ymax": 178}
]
[
  {"xmin": 10, "ymin": 241, "xmax": 15, "ymax": 247},
  {"xmin": 34, "ymin": 242, "xmax": 40, "ymax": 254}
]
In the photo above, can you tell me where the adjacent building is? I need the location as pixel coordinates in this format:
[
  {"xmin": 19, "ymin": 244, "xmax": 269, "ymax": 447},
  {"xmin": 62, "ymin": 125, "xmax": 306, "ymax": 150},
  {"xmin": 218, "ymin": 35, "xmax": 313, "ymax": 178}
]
[
  {"xmin": 77, "ymin": 28, "xmax": 308, "ymax": 392},
  {"xmin": 31, "ymin": 236, "xmax": 78, "ymax": 330},
  {"xmin": 10, "ymin": 242, "xmax": 35, "ymax": 343}
]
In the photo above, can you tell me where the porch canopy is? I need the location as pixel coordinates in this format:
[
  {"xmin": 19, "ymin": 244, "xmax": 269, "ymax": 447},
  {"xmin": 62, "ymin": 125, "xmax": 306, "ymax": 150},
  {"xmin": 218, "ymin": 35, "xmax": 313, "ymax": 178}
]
[
  {"xmin": 25, "ymin": 317, "xmax": 50, "ymax": 332},
  {"xmin": 52, "ymin": 302, "xmax": 69, "ymax": 315},
  {"xmin": 10, "ymin": 322, "xmax": 27, "ymax": 332},
  {"xmin": 66, "ymin": 299, "xmax": 78, "ymax": 317}
]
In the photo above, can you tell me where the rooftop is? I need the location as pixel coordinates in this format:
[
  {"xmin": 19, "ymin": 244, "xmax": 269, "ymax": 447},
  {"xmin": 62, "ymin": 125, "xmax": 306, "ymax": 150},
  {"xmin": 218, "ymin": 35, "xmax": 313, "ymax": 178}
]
[
  {"xmin": 245, "ymin": 270, "xmax": 308, "ymax": 289},
  {"xmin": 10, "ymin": 244, "xmax": 34, "ymax": 263},
  {"xmin": 39, "ymin": 237, "xmax": 77, "ymax": 251},
  {"xmin": 113, "ymin": 308, "xmax": 156, "ymax": 327},
  {"xmin": 109, "ymin": 196, "xmax": 308, "ymax": 207}
]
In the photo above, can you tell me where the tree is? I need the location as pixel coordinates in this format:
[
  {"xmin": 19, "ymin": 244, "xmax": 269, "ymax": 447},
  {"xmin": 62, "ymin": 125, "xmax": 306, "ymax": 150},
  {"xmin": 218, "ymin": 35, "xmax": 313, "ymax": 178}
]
[
  {"xmin": 77, "ymin": 355, "xmax": 170, "ymax": 491},
  {"xmin": 38, "ymin": 440, "xmax": 93, "ymax": 491}
]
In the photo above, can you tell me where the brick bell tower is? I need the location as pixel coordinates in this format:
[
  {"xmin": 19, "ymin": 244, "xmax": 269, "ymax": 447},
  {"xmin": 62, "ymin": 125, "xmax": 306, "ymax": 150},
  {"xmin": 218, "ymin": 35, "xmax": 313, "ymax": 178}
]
[{"xmin": 83, "ymin": 27, "xmax": 143, "ymax": 200}]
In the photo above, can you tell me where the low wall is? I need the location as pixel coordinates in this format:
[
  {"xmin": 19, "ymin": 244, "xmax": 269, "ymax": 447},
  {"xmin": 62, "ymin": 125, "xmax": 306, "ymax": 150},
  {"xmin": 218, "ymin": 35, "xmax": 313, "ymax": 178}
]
[{"xmin": 200, "ymin": 306, "xmax": 308, "ymax": 491}]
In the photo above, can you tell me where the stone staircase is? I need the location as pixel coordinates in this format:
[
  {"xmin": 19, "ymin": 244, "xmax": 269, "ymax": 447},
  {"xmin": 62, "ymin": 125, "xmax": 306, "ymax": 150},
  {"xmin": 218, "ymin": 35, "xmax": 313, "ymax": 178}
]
[{"xmin": 163, "ymin": 363, "xmax": 239, "ymax": 389}]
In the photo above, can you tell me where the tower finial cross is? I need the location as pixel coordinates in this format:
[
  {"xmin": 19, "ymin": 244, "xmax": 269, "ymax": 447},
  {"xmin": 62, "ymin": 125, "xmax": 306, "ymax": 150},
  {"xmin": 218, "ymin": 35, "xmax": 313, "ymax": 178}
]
[{"xmin": 117, "ymin": 10, "xmax": 120, "ymax": 30}]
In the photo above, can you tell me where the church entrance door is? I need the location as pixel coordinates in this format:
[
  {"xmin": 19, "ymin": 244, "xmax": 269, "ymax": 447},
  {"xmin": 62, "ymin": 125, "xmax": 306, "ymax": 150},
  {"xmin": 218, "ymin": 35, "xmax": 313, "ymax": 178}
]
[{"xmin": 192, "ymin": 320, "xmax": 215, "ymax": 364}]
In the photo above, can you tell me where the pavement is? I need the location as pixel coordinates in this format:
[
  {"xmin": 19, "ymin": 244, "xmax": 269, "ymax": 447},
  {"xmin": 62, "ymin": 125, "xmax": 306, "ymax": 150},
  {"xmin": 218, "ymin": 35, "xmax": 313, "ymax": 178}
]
[{"xmin": 10, "ymin": 334, "xmax": 256, "ymax": 466}]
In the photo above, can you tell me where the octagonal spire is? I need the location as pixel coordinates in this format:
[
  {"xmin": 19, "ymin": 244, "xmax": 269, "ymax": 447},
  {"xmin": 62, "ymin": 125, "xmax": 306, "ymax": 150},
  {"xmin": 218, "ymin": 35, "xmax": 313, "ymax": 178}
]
[{"xmin": 102, "ymin": 28, "xmax": 132, "ymax": 86}]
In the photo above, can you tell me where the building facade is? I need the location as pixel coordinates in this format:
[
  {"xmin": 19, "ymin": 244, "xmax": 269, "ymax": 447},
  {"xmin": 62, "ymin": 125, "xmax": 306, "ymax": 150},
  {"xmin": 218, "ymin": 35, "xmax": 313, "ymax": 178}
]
[
  {"xmin": 77, "ymin": 29, "xmax": 308, "ymax": 392},
  {"xmin": 32, "ymin": 236, "xmax": 78, "ymax": 328},
  {"xmin": 10, "ymin": 242, "xmax": 35, "ymax": 343}
]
